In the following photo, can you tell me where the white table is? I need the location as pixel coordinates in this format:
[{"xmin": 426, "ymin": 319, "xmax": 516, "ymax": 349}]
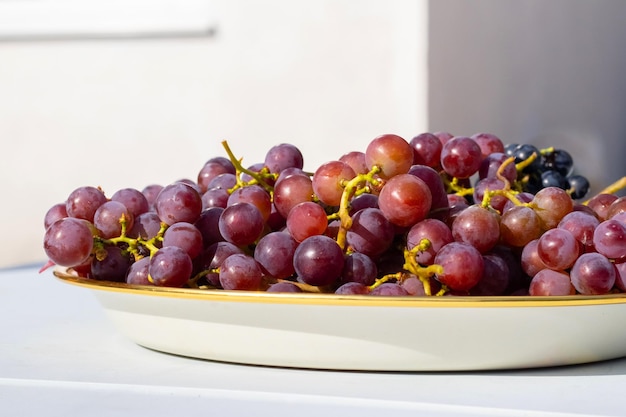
[{"xmin": 2, "ymin": 265, "xmax": 626, "ymax": 417}]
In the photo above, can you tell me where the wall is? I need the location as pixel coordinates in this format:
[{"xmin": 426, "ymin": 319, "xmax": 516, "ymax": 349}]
[
  {"xmin": 0, "ymin": 0, "xmax": 427, "ymax": 267},
  {"xmin": 429, "ymin": 0, "xmax": 626, "ymax": 192}
]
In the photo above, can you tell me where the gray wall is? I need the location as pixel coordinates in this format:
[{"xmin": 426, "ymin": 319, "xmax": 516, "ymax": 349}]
[{"xmin": 429, "ymin": 0, "xmax": 626, "ymax": 192}]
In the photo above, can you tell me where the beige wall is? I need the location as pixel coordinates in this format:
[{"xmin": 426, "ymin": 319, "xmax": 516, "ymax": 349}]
[
  {"xmin": 1, "ymin": 0, "xmax": 427, "ymax": 267},
  {"xmin": 3, "ymin": 0, "xmax": 626, "ymax": 268}
]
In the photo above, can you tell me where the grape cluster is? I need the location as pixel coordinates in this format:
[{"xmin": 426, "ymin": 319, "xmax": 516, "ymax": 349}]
[
  {"xmin": 504, "ymin": 143, "xmax": 590, "ymax": 199},
  {"xmin": 43, "ymin": 132, "xmax": 626, "ymax": 297}
]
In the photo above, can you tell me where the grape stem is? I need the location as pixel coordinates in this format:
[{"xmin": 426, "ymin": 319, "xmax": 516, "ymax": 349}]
[
  {"xmin": 221, "ymin": 140, "xmax": 276, "ymax": 194},
  {"xmin": 583, "ymin": 176, "xmax": 626, "ymax": 204},
  {"xmin": 335, "ymin": 165, "xmax": 383, "ymax": 251}
]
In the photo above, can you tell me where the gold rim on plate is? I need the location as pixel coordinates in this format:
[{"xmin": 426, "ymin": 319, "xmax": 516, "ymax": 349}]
[{"xmin": 53, "ymin": 268, "xmax": 626, "ymax": 308}]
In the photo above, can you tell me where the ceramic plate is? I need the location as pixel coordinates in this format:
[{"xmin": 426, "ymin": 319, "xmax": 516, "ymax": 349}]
[{"xmin": 54, "ymin": 269, "xmax": 626, "ymax": 371}]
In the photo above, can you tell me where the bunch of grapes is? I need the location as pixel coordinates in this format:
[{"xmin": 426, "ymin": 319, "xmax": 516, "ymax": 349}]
[{"xmin": 42, "ymin": 132, "xmax": 626, "ymax": 297}]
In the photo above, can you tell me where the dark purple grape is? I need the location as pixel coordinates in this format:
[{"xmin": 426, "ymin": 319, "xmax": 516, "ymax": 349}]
[
  {"xmin": 267, "ymin": 281, "xmax": 303, "ymax": 293},
  {"xmin": 218, "ymin": 202, "xmax": 265, "ymax": 247},
  {"xmin": 219, "ymin": 254, "xmax": 263, "ymax": 291},
  {"xmin": 293, "ymin": 235, "xmax": 344, "ymax": 287},
  {"xmin": 346, "ymin": 208, "xmax": 394, "ymax": 257},
  {"xmin": 567, "ymin": 175, "xmax": 590, "ymax": 200},
  {"xmin": 91, "ymin": 245, "xmax": 132, "ymax": 282},
  {"xmin": 370, "ymin": 282, "xmax": 409, "ymax": 296},
  {"xmin": 340, "ymin": 252, "xmax": 377, "ymax": 286},
  {"xmin": 128, "ymin": 212, "xmax": 162, "ymax": 240},
  {"xmin": 126, "ymin": 257, "xmax": 151, "ymax": 285},
  {"xmin": 149, "ymin": 246, "xmax": 193, "ymax": 287},
  {"xmin": 194, "ymin": 207, "xmax": 225, "ymax": 248},
  {"xmin": 194, "ymin": 241, "xmax": 244, "ymax": 287},
  {"xmin": 254, "ymin": 231, "xmax": 298, "ymax": 279},
  {"xmin": 155, "ymin": 182, "xmax": 203, "ymax": 225}
]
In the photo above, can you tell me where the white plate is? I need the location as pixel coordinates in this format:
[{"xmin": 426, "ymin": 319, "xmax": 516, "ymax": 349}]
[{"xmin": 54, "ymin": 270, "xmax": 626, "ymax": 371}]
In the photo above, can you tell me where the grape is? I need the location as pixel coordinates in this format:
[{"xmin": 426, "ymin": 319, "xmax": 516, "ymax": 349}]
[
  {"xmin": 197, "ymin": 159, "xmax": 236, "ymax": 193},
  {"xmin": 264, "ymin": 143, "xmax": 304, "ymax": 174},
  {"xmin": 499, "ymin": 205, "xmax": 541, "ymax": 247},
  {"xmin": 541, "ymin": 170, "xmax": 567, "ymax": 189},
  {"xmin": 286, "ymin": 201, "xmax": 328, "ymax": 242},
  {"xmin": 407, "ymin": 164, "xmax": 449, "ymax": 220},
  {"xmin": 567, "ymin": 175, "xmax": 590, "ymax": 200},
  {"xmin": 273, "ymin": 173, "xmax": 314, "ymax": 218},
  {"xmin": 364, "ymin": 134, "xmax": 413, "ymax": 179},
  {"xmin": 469, "ymin": 254, "xmax": 509, "ymax": 296},
  {"xmin": 149, "ymin": 246, "xmax": 193, "ymax": 287},
  {"xmin": 155, "ymin": 182, "xmax": 203, "ymax": 225},
  {"xmin": 142, "ymin": 184, "xmax": 164, "ymax": 210},
  {"xmin": 557, "ymin": 211, "xmax": 599, "ymax": 250},
  {"xmin": 193, "ymin": 241, "xmax": 244, "ymax": 287},
  {"xmin": 537, "ymin": 228, "xmax": 580, "ymax": 271},
  {"xmin": 451, "ymin": 205, "xmax": 500, "ymax": 253},
  {"xmin": 194, "ymin": 207, "xmax": 225, "ymax": 248},
  {"xmin": 370, "ymin": 283, "xmax": 409, "ymax": 296},
  {"xmin": 471, "ymin": 132, "xmax": 505, "ymax": 159},
  {"xmin": 267, "ymin": 281, "xmax": 303, "ymax": 293},
  {"xmin": 434, "ymin": 242, "xmax": 484, "ymax": 291},
  {"xmin": 478, "ymin": 152, "xmax": 517, "ymax": 183},
  {"xmin": 110, "ymin": 188, "xmax": 150, "ymax": 219},
  {"xmin": 473, "ymin": 177, "xmax": 508, "ymax": 212},
  {"xmin": 570, "ymin": 252, "xmax": 616, "ymax": 295},
  {"xmin": 227, "ymin": 185, "xmax": 272, "ymax": 222},
  {"xmin": 207, "ymin": 173, "xmax": 237, "ymax": 191},
  {"xmin": 312, "ymin": 160, "xmax": 356, "ymax": 207},
  {"xmin": 219, "ymin": 254, "xmax": 263, "ymax": 291},
  {"xmin": 520, "ymin": 239, "xmax": 548, "ymax": 278},
  {"xmin": 293, "ymin": 235, "xmax": 344, "ymax": 287},
  {"xmin": 440, "ymin": 136, "xmax": 483, "ymax": 179},
  {"xmin": 529, "ymin": 269, "xmax": 575, "ymax": 296},
  {"xmin": 531, "ymin": 187, "xmax": 573, "ymax": 230},
  {"xmin": 378, "ymin": 174, "xmax": 432, "ymax": 227},
  {"xmin": 218, "ymin": 202, "xmax": 265, "ymax": 247},
  {"xmin": 542, "ymin": 149, "xmax": 573, "ymax": 177},
  {"xmin": 593, "ymin": 219, "xmax": 626, "ymax": 260},
  {"xmin": 162, "ymin": 221, "xmax": 204, "ymax": 260},
  {"xmin": 409, "ymin": 132, "xmax": 443, "ymax": 168},
  {"xmin": 406, "ymin": 218, "xmax": 453, "ymax": 266},
  {"xmin": 201, "ymin": 188, "xmax": 230, "ymax": 209},
  {"xmin": 44, "ymin": 203, "xmax": 68, "ymax": 230},
  {"xmin": 339, "ymin": 151, "xmax": 369, "ymax": 175},
  {"xmin": 345, "ymin": 208, "xmax": 394, "ymax": 257},
  {"xmin": 614, "ymin": 261, "xmax": 626, "ymax": 292},
  {"xmin": 340, "ymin": 252, "xmax": 377, "ymax": 286},
  {"xmin": 44, "ymin": 217, "xmax": 94, "ymax": 267},
  {"xmin": 401, "ymin": 275, "xmax": 427, "ymax": 296},
  {"xmin": 433, "ymin": 131, "xmax": 454, "ymax": 145},
  {"xmin": 126, "ymin": 257, "xmax": 151, "ymax": 285},
  {"xmin": 254, "ymin": 231, "xmax": 298, "ymax": 279},
  {"xmin": 91, "ymin": 245, "xmax": 132, "ymax": 282},
  {"xmin": 586, "ymin": 193, "xmax": 617, "ymax": 221},
  {"xmin": 348, "ymin": 193, "xmax": 379, "ymax": 215},
  {"xmin": 93, "ymin": 200, "xmax": 133, "ymax": 239},
  {"xmin": 66, "ymin": 186, "xmax": 108, "ymax": 222},
  {"xmin": 128, "ymin": 212, "xmax": 162, "ymax": 240},
  {"xmin": 607, "ymin": 196, "xmax": 626, "ymax": 219},
  {"xmin": 335, "ymin": 282, "xmax": 370, "ymax": 295}
]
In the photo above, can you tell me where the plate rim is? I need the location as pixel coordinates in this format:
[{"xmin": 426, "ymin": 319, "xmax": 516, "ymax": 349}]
[{"xmin": 53, "ymin": 268, "xmax": 626, "ymax": 308}]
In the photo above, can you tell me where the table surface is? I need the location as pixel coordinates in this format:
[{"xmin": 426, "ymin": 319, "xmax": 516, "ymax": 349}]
[{"xmin": 3, "ymin": 265, "xmax": 626, "ymax": 417}]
